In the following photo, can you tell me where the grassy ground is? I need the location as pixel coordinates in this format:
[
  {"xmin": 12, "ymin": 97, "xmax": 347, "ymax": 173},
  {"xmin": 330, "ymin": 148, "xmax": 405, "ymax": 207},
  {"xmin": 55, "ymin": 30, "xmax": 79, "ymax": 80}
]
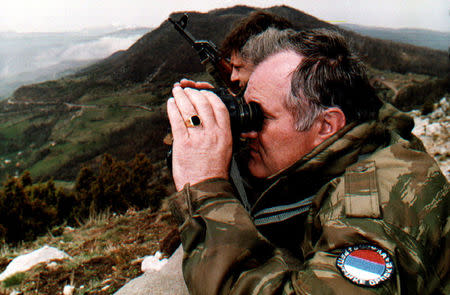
[{"xmin": 0, "ymin": 201, "xmax": 178, "ymax": 295}]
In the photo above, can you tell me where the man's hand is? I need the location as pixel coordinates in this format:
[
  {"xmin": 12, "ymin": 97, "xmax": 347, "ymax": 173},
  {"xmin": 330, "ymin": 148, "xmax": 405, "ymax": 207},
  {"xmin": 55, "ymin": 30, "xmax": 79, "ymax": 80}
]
[
  {"xmin": 175, "ymin": 78, "xmax": 214, "ymax": 90},
  {"xmin": 167, "ymin": 86, "xmax": 233, "ymax": 191}
]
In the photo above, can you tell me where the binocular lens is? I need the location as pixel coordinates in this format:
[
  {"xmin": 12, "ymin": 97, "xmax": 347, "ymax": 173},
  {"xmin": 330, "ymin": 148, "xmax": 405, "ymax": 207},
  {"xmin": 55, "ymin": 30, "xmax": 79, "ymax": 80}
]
[{"xmin": 215, "ymin": 89, "xmax": 263, "ymax": 136}]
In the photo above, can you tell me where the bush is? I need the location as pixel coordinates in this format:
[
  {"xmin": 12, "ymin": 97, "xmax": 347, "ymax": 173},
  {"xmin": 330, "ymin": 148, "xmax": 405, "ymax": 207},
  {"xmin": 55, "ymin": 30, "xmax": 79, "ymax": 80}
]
[
  {"xmin": 421, "ymin": 99, "xmax": 435, "ymax": 115},
  {"xmin": 0, "ymin": 173, "xmax": 59, "ymax": 243},
  {"xmin": 75, "ymin": 153, "xmax": 166, "ymax": 216},
  {"xmin": 395, "ymin": 75, "xmax": 450, "ymax": 111},
  {"xmin": 0, "ymin": 153, "xmax": 168, "ymax": 244}
]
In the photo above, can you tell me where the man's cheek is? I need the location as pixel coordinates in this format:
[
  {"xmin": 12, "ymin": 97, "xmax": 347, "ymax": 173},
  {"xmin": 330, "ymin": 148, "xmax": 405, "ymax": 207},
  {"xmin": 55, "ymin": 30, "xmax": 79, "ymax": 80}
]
[
  {"xmin": 247, "ymin": 159, "xmax": 260, "ymax": 175},
  {"xmin": 248, "ymin": 153, "xmax": 260, "ymax": 167}
]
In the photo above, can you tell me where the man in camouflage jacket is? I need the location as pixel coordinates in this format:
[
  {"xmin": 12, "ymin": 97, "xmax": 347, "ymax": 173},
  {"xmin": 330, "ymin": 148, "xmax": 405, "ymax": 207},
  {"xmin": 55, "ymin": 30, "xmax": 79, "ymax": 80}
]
[{"xmin": 167, "ymin": 28, "xmax": 449, "ymax": 294}]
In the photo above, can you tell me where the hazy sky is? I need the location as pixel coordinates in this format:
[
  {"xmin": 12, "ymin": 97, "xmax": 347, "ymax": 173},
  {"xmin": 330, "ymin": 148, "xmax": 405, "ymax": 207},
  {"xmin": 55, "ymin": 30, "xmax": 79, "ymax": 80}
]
[{"xmin": 1, "ymin": 0, "xmax": 449, "ymax": 33}]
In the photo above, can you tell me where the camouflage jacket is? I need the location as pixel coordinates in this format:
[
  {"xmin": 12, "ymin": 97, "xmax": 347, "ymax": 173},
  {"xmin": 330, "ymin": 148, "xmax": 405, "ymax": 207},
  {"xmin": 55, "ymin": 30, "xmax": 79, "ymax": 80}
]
[{"xmin": 169, "ymin": 104, "xmax": 449, "ymax": 294}]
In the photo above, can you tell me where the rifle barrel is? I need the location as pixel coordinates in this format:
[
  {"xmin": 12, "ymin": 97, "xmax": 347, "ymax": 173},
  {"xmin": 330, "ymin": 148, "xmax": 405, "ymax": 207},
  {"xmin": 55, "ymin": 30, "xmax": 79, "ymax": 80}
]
[{"xmin": 168, "ymin": 17, "xmax": 197, "ymax": 47}]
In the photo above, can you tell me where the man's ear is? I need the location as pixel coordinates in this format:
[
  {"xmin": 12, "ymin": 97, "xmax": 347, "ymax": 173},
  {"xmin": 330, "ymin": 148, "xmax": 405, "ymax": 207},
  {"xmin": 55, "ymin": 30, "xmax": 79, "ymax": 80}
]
[{"xmin": 315, "ymin": 107, "xmax": 346, "ymax": 142}]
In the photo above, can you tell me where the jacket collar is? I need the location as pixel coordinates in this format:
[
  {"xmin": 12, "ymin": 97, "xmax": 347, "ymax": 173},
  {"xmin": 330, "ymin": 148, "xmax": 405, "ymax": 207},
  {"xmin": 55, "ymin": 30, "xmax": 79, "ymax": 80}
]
[
  {"xmin": 251, "ymin": 119, "xmax": 388, "ymax": 212},
  {"xmin": 249, "ymin": 103, "xmax": 414, "ymax": 213}
]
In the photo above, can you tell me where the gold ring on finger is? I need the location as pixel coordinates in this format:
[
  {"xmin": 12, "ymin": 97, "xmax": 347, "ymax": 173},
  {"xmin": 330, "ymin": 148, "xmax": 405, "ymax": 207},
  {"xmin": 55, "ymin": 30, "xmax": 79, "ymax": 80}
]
[{"xmin": 185, "ymin": 115, "xmax": 202, "ymax": 128}]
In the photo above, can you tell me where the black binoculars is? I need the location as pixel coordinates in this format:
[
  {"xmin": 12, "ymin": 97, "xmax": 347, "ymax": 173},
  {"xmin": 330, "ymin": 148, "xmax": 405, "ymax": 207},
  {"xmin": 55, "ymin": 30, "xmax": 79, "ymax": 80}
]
[{"xmin": 214, "ymin": 88, "xmax": 263, "ymax": 137}]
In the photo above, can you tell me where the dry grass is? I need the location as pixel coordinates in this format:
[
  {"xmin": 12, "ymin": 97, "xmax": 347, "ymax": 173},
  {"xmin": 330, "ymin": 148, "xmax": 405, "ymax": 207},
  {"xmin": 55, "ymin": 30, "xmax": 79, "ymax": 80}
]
[{"xmin": 0, "ymin": 204, "xmax": 178, "ymax": 294}]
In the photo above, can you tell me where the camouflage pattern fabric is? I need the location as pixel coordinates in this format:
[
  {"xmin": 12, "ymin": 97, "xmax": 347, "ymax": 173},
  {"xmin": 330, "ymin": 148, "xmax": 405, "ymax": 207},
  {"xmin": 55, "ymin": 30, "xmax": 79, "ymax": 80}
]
[{"xmin": 169, "ymin": 103, "xmax": 449, "ymax": 294}]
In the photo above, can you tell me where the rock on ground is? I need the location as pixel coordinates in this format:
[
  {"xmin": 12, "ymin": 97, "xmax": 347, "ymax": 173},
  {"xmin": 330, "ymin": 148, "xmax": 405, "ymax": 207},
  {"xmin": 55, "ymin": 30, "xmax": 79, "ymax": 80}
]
[
  {"xmin": 0, "ymin": 245, "xmax": 70, "ymax": 281},
  {"xmin": 141, "ymin": 251, "xmax": 168, "ymax": 272},
  {"xmin": 114, "ymin": 246, "xmax": 188, "ymax": 295}
]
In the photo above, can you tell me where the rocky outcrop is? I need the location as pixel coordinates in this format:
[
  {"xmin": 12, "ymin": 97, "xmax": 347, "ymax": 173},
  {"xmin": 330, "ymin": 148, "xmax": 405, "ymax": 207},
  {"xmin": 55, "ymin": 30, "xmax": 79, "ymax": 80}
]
[{"xmin": 411, "ymin": 97, "xmax": 449, "ymax": 180}]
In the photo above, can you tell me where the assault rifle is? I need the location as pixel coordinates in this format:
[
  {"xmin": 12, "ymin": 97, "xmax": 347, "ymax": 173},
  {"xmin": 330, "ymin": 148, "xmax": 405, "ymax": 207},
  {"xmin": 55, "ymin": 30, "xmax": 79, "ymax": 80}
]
[{"xmin": 168, "ymin": 14, "xmax": 241, "ymax": 95}]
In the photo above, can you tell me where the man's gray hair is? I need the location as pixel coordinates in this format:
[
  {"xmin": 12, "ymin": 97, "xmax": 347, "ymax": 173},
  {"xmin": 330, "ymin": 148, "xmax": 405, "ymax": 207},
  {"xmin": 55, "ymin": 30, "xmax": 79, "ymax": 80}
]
[
  {"xmin": 241, "ymin": 27, "xmax": 295, "ymax": 67},
  {"xmin": 241, "ymin": 28, "xmax": 327, "ymax": 131},
  {"xmin": 242, "ymin": 28, "xmax": 381, "ymax": 131}
]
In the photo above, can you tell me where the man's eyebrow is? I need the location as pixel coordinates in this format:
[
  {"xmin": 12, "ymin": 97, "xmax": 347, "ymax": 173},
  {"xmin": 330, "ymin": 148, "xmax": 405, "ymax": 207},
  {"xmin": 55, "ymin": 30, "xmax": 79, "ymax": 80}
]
[{"xmin": 248, "ymin": 96, "xmax": 265, "ymax": 108}]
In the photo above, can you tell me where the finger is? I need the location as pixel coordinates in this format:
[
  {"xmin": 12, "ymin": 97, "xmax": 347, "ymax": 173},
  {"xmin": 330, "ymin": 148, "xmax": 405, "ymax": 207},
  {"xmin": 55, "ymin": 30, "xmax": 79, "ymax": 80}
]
[
  {"xmin": 179, "ymin": 78, "xmax": 196, "ymax": 88},
  {"xmin": 194, "ymin": 81, "xmax": 215, "ymax": 89},
  {"xmin": 172, "ymin": 86, "xmax": 198, "ymax": 121},
  {"xmin": 184, "ymin": 88, "xmax": 217, "ymax": 129},
  {"xmin": 201, "ymin": 90, "xmax": 231, "ymax": 130},
  {"xmin": 180, "ymin": 79, "xmax": 214, "ymax": 90},
  {"xmin": 167, "ymin": 97, "xmax": 187, "ymax": 139}
]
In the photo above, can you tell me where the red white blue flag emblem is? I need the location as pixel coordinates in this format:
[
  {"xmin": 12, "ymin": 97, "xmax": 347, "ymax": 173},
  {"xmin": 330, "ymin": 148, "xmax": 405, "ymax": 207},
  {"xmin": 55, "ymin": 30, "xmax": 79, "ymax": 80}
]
[{"xmin": 336, "ymin": 244, "xmax": 394, "ymax": 287}]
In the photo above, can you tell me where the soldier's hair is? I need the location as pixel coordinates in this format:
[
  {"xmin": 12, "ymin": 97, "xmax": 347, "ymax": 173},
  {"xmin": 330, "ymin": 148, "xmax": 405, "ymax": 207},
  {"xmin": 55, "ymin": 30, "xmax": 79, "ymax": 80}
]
[
  {"xmin": 241, "ymin": 27, "xmax": 296, "ymax": 66},
  {"xmin": 243, "ymin": 28, "xmax": 382, "ymax": 131},
  {"xmin": 220, "ymin": 10, "xmax": 293, "ymax": 58}
]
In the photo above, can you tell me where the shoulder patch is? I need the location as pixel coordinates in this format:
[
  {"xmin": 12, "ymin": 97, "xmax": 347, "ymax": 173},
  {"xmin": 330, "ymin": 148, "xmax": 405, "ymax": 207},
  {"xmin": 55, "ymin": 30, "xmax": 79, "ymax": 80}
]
[
  {"xmin": 344, "ymin": 160, "xmax": 381, "ymax": 218},
  {"xmin": 336, "ymin": 244, "xmax": 394, "ymax": 287}
]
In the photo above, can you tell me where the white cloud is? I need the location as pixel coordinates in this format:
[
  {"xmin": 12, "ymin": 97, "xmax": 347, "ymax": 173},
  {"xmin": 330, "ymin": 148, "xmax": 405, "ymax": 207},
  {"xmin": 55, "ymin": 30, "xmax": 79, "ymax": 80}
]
[
  {"xmin": 0, "ymin": 32, "xmax": 145, "ymax": 78},
  {"xmin": 60, "ymin": 35, "xmax": 142, "ymax": 61}
]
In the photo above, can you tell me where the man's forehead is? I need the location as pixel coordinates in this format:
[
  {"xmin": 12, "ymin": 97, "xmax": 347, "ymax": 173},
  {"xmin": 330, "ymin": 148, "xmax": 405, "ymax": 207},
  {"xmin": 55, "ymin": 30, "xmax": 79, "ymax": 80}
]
[
  {"xmin": 249, "ymin": 51, "xmax": 302, "ymax": 87},
  {"xmin": 230, "ymin": 51, "xmax": 245, "ymax": 64}
]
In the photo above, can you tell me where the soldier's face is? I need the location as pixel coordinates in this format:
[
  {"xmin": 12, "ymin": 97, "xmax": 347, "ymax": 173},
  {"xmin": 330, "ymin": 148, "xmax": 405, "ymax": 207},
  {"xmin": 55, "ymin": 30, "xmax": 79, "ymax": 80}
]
[
  {"xmin": 230, "ymin": 51, "xmax": 254, "ymax": 88},
  {"xmin": 242, "ymin": 51, "xmax": 323, "ymax": 178}
]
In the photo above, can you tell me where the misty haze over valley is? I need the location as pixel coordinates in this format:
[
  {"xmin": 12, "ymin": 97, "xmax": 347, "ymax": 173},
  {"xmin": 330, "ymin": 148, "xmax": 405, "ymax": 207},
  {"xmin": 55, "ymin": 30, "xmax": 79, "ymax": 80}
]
[
  {"xmin": 0, "ymin": 26, "xmax": 151, "ymax": 99},
  {"xmin": 1, "ymin": 23, "xmax": 448, "ymax": 101}
]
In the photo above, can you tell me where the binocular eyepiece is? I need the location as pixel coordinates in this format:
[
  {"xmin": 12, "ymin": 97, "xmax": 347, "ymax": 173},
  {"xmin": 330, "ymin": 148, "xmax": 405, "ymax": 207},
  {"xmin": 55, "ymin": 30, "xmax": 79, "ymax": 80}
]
[{"xmin": 213, "ymin": 88, "xmax": 263, "ymax": 137}]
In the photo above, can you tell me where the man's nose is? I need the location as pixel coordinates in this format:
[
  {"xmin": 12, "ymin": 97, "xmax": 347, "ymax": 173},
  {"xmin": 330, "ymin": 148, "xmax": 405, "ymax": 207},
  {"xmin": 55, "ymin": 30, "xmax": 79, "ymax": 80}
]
[
  {"xmin": 240, "ymin": 130, "xmax": 258, "ymax": 139},
  {"xmin": 230, "ymin": 68, "xmax": 238, "ymax": 82}
]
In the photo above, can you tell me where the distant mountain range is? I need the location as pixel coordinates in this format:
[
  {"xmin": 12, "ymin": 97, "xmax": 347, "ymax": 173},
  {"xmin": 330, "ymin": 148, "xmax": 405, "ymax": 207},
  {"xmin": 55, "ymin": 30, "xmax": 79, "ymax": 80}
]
[
  {"xmin": 2, "ymin": 12, "xmax": 449, "ymax": 101},
  {"xmin": 0, "ymin": 27, "xmax": 152, "ymax": 99},
  {"xmin": 340, "ymin": 24, "xmax": 449, "ymax": 52},
  {"xmin": 2, "ymin": 12, "xmax": 448, "ymax": 101},
  {"xmin": 11, "ymin": 5, "xmax": 449, "ymax": 105}
]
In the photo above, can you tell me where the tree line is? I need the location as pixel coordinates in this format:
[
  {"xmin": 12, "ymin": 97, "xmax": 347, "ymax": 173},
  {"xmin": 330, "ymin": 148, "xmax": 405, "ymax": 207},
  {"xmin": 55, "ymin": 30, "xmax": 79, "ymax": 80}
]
[{"xmin": 0, "ymin": 153, "xmax": 168, "ymax": 244}]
